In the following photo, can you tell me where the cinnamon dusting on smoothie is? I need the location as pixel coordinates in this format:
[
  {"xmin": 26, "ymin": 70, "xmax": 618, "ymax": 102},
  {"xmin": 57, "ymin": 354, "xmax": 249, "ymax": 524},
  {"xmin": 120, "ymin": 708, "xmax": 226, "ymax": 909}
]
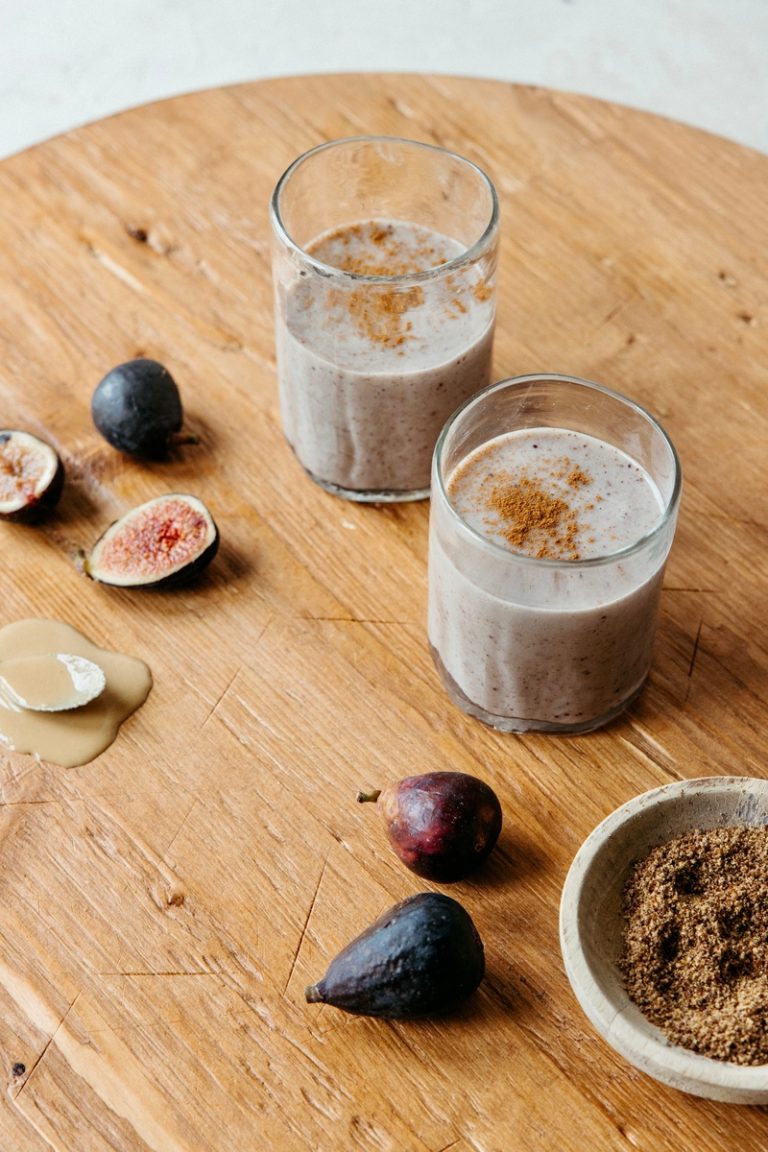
[
  {"xmin": 313, "ymin": 222, "xmax": 449, "ymax": 277},
  {"xmin": 281, "ymin": 217, "xmax": 496, "ymax": 492},
  {"xmin": 450, "ymin": 440, "xmax": 596, "ymax": 560},
  {"xmin": 473, "ymin": 279, "xmax": 493, "ymax": 303},
  {"xmin": 487, "ymin": 478, "xmax": 580, "ymax": 559},
  {"xmin": 566, "ymin": 466, "xmax": 591, "ymax": 488},
  {"xmin": 434, "ymin": 427, "xmax": 670, "ymax": 728},
  {"xmin": 308, "ymin": 220, "xmax": 479, "ymax": 349},
  {"xmin": 346, "ymin": 285, "xmax": 424, "ymax": 348}
]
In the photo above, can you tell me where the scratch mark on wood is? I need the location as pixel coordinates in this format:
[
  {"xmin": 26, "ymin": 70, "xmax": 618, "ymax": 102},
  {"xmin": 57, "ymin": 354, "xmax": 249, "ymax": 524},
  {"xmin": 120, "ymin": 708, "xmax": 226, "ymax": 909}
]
[
  {"xmin": 0, "ymin": 760, "xmax": 45, "ymax": 790},
  {"xmin": 283, "ymin": 849, "xmax": 330, "ymax": 996},
  {"xmin": 683, "ymin": 616, "xmax": 704, "ymax": 705},
  {"xmin": 663, "ymin": 586, "xmax": 720, "ymax": 594},
  {"xmin": 688, "ymin": 617, "xmax": 704, "ymax": 679},
  {"xmin": 388, "ymin": 95, "xmax": 416, "ymax": 120},
  {"xmin": 0, "ymin": 799, "xmax": 58, "ymax": 807},
  {"xmin": 82, "ymin": 240, "xmax": 148, "ymax": 294},
  {"xmin": 595, "ymin": 292, "xmax": 638, "ymax": 329},
  {"xmin": 160, "ymin": 793, "xmax": 197, "ymax": 861},
  {"xmin": 623, "ymin": 723, "xmax": 672, "ymax": 767},
  {"xmin": 690, "ymin": 509, "xmax": 766, "ymax": 529},
  {"xmin": 200, "ymin": 665, "xmax": 243, "ymax": 730},
  {"xmin": 706, "ymin": 651, "xmax": 767, "ymax": 706},
  {"xmin": 14, "ymin": 990, "xmax": 83, "ymax": 1101},
  {"xmin": 482, "ymin": 975, "xmax": 522, "ymax": 1014},
  {"xmin": 304, "ymin": 616, "xmax": 416, "ymax": 626},
  {"xmin": 97, "ymin": 970, "xmax": 214, "ymax": 977},
  {"xmin": 201, "ymin": 617, "xmax": 274, "ymax": 725}
]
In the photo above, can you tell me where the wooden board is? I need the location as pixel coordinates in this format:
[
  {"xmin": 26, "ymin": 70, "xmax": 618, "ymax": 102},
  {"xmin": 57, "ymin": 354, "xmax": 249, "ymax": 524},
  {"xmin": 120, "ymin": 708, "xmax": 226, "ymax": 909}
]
[{"xmin": 0, "ymin": 73, "xmax": 766, "ymax": 1150}]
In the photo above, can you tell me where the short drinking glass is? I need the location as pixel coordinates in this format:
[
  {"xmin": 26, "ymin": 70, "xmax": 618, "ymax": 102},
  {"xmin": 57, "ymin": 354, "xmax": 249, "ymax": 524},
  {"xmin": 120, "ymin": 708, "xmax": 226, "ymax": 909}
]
[{"xmin": 428, "ymin": 373, "xmax": 682, "ymax": 733}]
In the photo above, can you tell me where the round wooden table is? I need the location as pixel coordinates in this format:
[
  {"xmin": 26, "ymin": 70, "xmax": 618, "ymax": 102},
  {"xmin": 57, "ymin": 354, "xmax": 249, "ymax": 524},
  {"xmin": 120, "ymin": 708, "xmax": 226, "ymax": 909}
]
[{"xmin": 0, "ymin": 74, "xmax": 766, "ymax": 1151}]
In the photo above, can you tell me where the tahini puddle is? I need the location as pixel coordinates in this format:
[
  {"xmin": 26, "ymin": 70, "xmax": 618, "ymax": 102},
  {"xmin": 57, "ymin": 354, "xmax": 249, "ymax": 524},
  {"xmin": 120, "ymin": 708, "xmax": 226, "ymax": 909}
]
[{"xmin": 0, "ymin": 618, "xmax": 152, "ymax": 767}]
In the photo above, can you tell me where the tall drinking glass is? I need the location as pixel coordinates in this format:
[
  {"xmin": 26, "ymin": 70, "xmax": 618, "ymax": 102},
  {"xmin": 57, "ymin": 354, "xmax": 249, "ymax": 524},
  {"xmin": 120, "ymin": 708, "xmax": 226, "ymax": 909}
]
[{"xmin": 270, "ymin": 136, "xmax": 499, "ymax": 502}]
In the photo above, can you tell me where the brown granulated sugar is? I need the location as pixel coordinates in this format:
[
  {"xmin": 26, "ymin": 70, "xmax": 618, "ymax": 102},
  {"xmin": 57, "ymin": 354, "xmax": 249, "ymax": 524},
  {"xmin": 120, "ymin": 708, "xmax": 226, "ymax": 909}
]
[{"xmin": 619, "ymin": 825, "xmax": 768, "ymax": 1066}]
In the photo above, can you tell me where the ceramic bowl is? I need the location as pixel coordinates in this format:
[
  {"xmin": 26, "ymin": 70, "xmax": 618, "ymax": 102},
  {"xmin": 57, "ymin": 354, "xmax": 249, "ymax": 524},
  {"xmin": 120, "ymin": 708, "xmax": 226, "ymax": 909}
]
[{"xmin": 559, "ymin": 775, "xmax": 768, "ymax": 1104}]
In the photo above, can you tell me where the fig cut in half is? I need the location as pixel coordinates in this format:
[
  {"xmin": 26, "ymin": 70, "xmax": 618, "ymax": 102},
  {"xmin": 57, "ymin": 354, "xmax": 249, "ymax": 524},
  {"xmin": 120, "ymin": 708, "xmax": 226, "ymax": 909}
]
[
  {"xmin": 83, "ymin": 493, "xmax": 219, "ymax": 588},
  {"xmin": 0, "ymin": 429, "xmax": 64, "ymax": 521}
]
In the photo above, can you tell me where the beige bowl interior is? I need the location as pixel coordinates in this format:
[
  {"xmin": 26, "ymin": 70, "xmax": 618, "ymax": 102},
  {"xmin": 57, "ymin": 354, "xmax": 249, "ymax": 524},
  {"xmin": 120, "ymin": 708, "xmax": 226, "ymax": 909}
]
[{"xmin": 559, "ymin": 776, "xmax": 768, "ymax": 1104}]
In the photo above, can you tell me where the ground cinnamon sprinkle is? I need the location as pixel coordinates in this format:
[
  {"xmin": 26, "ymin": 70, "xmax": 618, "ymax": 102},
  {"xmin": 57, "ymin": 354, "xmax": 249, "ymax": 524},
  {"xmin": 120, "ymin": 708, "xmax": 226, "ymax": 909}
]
[
  {"xmin": 307, "ymin": 221, "xmax": 483, "ymax": 348},
  {"xmin": 473, "ymin": 279, "xmax": 493, "ymax": 303},
  {"xmin": 346, "ymin": 285, "xmax": 424, "ymax": 347},
  {"xmin": 566, "ymin": 467, "xmax": 591, "ymax": 488},
  {"xmin": 317, "ymin": 222, "xmax": 448, "ymax": 277},
  {"xmin": 486, "ymin": 477, "xmax": 579, "ymax": 558},
  {"xmin": 480, "ymin": 458, "xmax": 593, "ymax": 560},
  {"xmin": 619, "ymin": 826, "xmax": 768, "ymax": 1066}
]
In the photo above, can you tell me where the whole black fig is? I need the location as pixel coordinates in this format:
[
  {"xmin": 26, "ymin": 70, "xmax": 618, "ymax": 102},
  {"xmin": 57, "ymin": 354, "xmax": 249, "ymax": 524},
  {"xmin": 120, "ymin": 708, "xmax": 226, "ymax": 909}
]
[
  {"xmin": 91, "ymin": 358, "xmax": 191, "ymax": 457},
  {"xmin": 305, "ymin": 892, "xmax": 484, "ymax": 1018},
  {"xmin": 0, "ymin": 429, "xmax": 64, "ymax": 521},
  {"xmin": 358, "ymin": 771, "xmax": 502, "ymax": 882},
  {"xmin": 83, "ymin": 492, "xmax": 219, "ymax": 588}
]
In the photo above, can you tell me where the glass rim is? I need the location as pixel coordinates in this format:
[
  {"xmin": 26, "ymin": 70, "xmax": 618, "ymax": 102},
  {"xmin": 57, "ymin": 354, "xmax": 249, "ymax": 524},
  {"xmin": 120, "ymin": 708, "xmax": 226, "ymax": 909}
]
[
  {"xmin": 433, "ymin": 372, "xmax": 683, "ymax": 571},
  {"xmin": 269, "ymin": 134, "xmax": 500, "ymax": 285}
]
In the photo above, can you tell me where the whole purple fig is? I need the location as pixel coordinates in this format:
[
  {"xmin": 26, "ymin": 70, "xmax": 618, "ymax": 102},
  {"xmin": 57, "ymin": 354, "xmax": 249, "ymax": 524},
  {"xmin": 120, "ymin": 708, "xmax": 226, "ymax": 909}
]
[
  {"xmin": 357, "ymin": 771, "xmax": 502, "ymax": 882},
  {"xmin": 305, "ymin": 892, "xmax": 484, "ymax": 1017}
]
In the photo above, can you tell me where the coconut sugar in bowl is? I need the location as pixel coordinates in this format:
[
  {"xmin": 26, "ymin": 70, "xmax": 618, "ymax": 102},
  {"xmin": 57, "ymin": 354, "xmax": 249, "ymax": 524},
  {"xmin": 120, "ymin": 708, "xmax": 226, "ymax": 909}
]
[{"xmin": 559, "ymin": 776, "xmax": 768, "ymax": 1104}]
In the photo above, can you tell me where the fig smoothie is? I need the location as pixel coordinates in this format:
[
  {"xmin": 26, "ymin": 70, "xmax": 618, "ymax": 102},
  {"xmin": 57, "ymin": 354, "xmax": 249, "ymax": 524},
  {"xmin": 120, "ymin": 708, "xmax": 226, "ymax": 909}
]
[
  {"xmin": 275, "ymin": 219, "xmax": 495, "ymax": 497},
  {"xmin": 428, "ymin": 416, "xmax": 680, "ymax": 733}
]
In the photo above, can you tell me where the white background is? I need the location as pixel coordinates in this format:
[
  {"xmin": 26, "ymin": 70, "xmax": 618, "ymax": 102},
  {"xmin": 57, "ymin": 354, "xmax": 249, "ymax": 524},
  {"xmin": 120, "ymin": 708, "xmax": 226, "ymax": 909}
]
[{"xmin": 2, "ymin": 0, "xmax": 767, "ymax": 160}]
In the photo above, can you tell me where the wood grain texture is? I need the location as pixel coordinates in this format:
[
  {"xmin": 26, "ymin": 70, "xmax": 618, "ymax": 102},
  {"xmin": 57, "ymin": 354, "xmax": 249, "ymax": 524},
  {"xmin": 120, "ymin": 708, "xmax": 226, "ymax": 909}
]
[{"xmin": 0, "ymin": 73, "xmax": 766, "ymax": 1150}]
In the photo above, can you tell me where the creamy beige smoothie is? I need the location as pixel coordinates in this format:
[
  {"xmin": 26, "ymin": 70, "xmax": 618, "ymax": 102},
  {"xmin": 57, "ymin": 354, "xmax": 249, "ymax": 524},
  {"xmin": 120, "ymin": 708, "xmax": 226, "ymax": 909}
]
[
  {"xmin": 428, "ymin": 419, "xmax": 679, "ymax": 733},
  {"xmin": 275, "ymin": 219, "xmax": 495, "ymax": 497}
]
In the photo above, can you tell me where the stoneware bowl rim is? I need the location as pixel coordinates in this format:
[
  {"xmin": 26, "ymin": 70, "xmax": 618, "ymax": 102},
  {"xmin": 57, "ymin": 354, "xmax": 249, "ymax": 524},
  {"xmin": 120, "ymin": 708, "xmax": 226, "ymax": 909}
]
[{"xmin": 559, "ymin": 775, "xmax": 768, "ymax": 1104}]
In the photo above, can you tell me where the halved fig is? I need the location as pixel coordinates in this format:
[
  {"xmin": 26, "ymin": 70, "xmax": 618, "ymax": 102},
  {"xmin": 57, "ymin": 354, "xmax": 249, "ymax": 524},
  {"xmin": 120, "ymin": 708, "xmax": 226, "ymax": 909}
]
[
  {"xmin": 0, "ymin": 429, "xmax": 65, "ymax": 521},
  {"xmin": 83, "ymin": 493, "xmax": 219, "ymax": 588},
  {"xmin": 91, "ymin": 358, "xmax": 192, "ymax": 458}
]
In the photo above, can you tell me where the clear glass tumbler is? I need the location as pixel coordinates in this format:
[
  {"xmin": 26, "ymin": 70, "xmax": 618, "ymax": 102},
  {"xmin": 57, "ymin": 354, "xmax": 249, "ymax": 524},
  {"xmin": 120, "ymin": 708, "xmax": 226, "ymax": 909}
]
[
  {"xmin": 428, "ymin": 373, "xmax": 682, "ymax": 733},
  {"xmin": 270, "ymin": 136, "xmax": 499, "ymax": 502}
]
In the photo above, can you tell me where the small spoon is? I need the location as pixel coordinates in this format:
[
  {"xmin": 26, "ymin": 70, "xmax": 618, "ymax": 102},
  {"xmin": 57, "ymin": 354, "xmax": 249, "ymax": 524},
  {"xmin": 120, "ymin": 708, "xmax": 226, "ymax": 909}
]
[{"xmin": 0, "ymin": 653, "xmax": 106, "ymax": 713}]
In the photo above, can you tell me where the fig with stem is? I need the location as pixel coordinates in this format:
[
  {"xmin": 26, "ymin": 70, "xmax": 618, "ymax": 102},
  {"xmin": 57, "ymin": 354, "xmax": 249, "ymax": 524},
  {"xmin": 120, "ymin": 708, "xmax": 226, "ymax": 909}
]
[{"xmin": 358, "ymin": 770, "xmax": 502, "ymax": 882}]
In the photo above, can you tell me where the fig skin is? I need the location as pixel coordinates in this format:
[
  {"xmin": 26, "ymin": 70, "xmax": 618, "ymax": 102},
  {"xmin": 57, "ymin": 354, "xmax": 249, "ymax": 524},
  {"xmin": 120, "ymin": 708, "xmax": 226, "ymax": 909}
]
[
  {"xmin": 0, "ymin": 429, "xmax": 65, "ymax": 522},
  {"xmin": 91, "ymin": 358, "xmax": 191, "ymax": 458},
  {"xmin": 83, "ymin": 493, "xmax": 219, "ymax": 589},
  {"xmin": 305, "ymin": 892, "xmax": 484, "ymax": 1018},
  {"xmin": 358, "ymin": 771, "xmax": 502, "ymax": 883}
]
